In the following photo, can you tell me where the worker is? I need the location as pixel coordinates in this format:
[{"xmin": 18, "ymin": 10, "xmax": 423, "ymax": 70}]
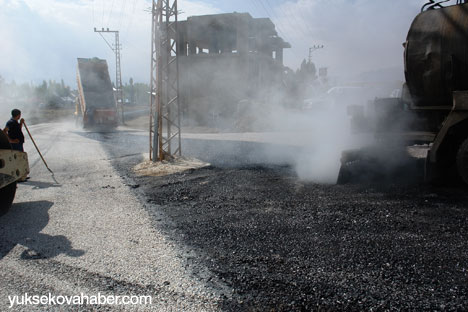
[{"xmin": 3, "ymin": 109, "xmax": 25, "ymax": 152}]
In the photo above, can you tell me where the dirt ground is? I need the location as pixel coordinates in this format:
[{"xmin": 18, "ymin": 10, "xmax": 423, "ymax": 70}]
[{"xmin": 126, "ymin": 162, "xmax": 468, "ymax": 311}]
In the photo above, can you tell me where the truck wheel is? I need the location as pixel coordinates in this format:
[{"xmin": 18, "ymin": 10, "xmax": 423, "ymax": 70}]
[
  {"xmin": 0, "ymin": 182, "xmax": 16, "ymax": 216},
  {"xmin": 456, "ymin": 138, "xmax": 468, "ymax": 185}
]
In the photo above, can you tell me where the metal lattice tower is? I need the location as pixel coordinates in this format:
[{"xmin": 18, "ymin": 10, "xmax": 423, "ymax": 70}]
[
  {"xmin": 94, "ymin": 28, "xmax": 125, "ymax": 123},
  {"xmin": 149, "ymin": 0, "xmax": 181, "ymax": 161}
]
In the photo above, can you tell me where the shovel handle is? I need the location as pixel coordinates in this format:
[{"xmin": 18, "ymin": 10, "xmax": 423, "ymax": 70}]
[{"xmin": 23, "ymin": 122, "xmax": 54, "ymax": 174}]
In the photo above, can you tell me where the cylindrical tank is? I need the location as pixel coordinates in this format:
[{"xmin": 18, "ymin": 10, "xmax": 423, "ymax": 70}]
[{"xmin": 405, "ymin": 3, "xmax": 468, "ymax": 107}]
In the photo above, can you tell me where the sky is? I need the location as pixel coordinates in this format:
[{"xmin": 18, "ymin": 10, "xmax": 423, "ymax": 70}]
[{"xmin": 0, "ymin": 0, "xmax": 459, "ymax": 86}]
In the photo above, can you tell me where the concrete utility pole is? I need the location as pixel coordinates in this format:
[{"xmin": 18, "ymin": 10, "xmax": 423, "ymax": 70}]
[
  {"xmin": 309, "ymin": 45, "xmax": 324, "ymax": 63},
  {"xmin": 149, "ymin": 0, "xmax": 181, "ymax": 161},
  {"xmin": 94, "ymin": 27, "xmax": 125, "ymax": 124}
]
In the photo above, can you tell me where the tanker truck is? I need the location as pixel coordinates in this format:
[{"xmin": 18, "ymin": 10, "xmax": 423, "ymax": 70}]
[
  {"xmin": 0, "ymin": 131, "xmax": 29, "ymax": 216},
  {"xmin": 338, "ymin": 1, "xmax": 468, "ymax": 184}
]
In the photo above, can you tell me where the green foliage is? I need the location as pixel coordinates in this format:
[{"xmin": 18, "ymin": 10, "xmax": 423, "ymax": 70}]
[
  {"xmin": 296, "ymin": 59, "xmax": 317, "ymax": 81},
  {"xmin": 122, "ymin": 78, "xmax": 149, "ymax": 106},
  {"xmin": 0, "ymin": 75, "xmax": 73, "ymax": 109},
  {"xmin": 0, "ymin": 74, "xmax": 149, "ymax": 109}
]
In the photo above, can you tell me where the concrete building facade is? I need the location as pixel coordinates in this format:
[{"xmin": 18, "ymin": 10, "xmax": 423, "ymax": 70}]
[{"xmin": 175, "ymin": 13, "xmax": 291, "ymax": 126}]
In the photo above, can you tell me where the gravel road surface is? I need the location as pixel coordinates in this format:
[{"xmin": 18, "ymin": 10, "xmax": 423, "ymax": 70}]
[
  {"xmin": 2, "ymin": 121, "xmax": 468, "ymax": 311},
  {"xmin": 0, "ymin": 122, "xmax": 227, "ymax": 311}
]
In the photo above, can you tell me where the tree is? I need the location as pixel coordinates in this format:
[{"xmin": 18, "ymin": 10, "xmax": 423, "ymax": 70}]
[{"xmin": 129, "ymin": 78, "xmax": 135, "ymax": 105}]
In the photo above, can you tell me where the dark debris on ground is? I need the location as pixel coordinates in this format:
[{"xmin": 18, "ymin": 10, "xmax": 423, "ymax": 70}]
[{"xmin": 130, "ymin": 164, "xmax": 468, "ymax": 311}]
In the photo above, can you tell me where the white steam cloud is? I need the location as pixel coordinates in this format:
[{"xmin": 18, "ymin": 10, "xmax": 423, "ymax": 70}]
[
  {"xmin": 1, "ymin": 0, "xmax": 459, "ymax": 183},
  {"xmin": 274, "ymin": 0, "xmax": 433, "ymax": 78}
]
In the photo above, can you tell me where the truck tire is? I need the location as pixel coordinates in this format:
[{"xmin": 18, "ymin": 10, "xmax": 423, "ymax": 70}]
[
  {"xmin": 0, "ymin": 182, "xmax": 16, "ymax": 216},
  {"xmin": 456, "ymin": 138, "xmax": 468, "ymax": 185}
]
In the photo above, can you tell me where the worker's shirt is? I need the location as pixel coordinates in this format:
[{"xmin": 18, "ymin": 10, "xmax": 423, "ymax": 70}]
[{"xmin": 5, "ymin": 118, "xmax": 24, "ymax": 143}]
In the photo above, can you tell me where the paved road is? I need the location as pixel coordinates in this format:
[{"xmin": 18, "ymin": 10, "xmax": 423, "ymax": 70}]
[
  {"xmin": 2, "ymin": 121, "xmax": 444, "ymax": 311},
  {"xmin": 0, "ymin": 122, "xmax": 229, "ymax": 311}
]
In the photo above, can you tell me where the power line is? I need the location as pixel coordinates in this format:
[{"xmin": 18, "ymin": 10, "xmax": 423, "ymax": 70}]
[
  {"xmin": 124, "ymin": 0, "xmax": 138, "ymax": 37},
  {"xmin": 107, "ymin": 0, "xmax": 116, "ymax": 26},
  {"xmin": 294, "ymin": 3, "xmax": 319, "ymax": 38},
  {"xmin": 101, "ymin": 0, "xmax": 105, "ymax": 26},
  {"xmin": 254, "ymin": 0, "xmax": 289, "ymax": 42},
  {"xmin": 262, "ymin": 0, "xmax": 286, "ymax": 27},
  {"xmin": 263, "ymin": 0, "xmax": 281, "ymax": 18},
  {"xmin": 252, "ymin": 0, "xmax": 302, "ymax": 61},
  {"xmin": 264, "ymin": 1, "xmax": 320, "ymax": 64},
  {"xmin": 281, "ymin": 3, "xmax": 311, "ymax": 39},
  {"xmin": 250, "ymin": 0, "xmax": 264, "ymax": 17},
  {"xmin": 121, "ymin": 0, "xmax": 140, "ymax": 49},
  {"xmin": 265, "ymin": 0, "xmax": 311, "ymax": 41},
  {"xmin": 263, "ymin": 0, "xmax": 307, "ymax": 41},
  {"xmin": 244, "ymin": 0, "xmax": 259, "ymax": 17},
  {"xmin": 118, "ymin": 0, "xmax": 127, "ymax": 31}
]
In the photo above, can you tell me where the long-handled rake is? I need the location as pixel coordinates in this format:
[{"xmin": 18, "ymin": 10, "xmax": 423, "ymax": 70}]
[{"xmin": 23, "ymin": 122, "xmax": 54, "ymax": 175}]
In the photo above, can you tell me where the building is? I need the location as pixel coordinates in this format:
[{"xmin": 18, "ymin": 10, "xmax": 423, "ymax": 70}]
[{"xmin": 176, "ymin": 13, "xmax": 291, "ymax": 126}]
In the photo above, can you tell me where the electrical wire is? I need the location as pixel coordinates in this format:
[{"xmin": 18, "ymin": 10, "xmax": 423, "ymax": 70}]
[
  {"xmin": 281, "ymin": 2, "xmax": 312, "ymax": 38},
  {"xmin": 124, "ymin": 0, "xmax": 138, "ymax": 36},
  {"xmin": 291, "ymin": 1, "xmax": 319, "ymax": 40},
  {"xmin": 107, "ymin": 0, "xmax": 116, "ymax": 26},
  {"xmin": 250, "ymin": 0, "xmax": 264, "ymax": 17},
  {"xmin": 254, "ymin": 0, "xmax": 289, "ymax": 41},
  {"xmin": 101, "ymin": 0, "xmax": 106, "ymax": 26},
  {"xmin": 118, "ymin": 0, "xmax": 127, "ymax": 30},
  {"xmin": 257, "ymin": 0, "xmax": 297, "ymax": 43},
  {"xmin": 275, "ymin": 1, "xmax": 309, "ymax": 40},
  {"xmin": 253, "ymin": 0, "xmax": 303, "ymax": 61},
  {"xmin": 244, "ymin": 0, "xmax": 259, "ymax": 17},
  {"xmin": 264, "ymin": 0, "xmax": 298, "ymax": 36}
]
